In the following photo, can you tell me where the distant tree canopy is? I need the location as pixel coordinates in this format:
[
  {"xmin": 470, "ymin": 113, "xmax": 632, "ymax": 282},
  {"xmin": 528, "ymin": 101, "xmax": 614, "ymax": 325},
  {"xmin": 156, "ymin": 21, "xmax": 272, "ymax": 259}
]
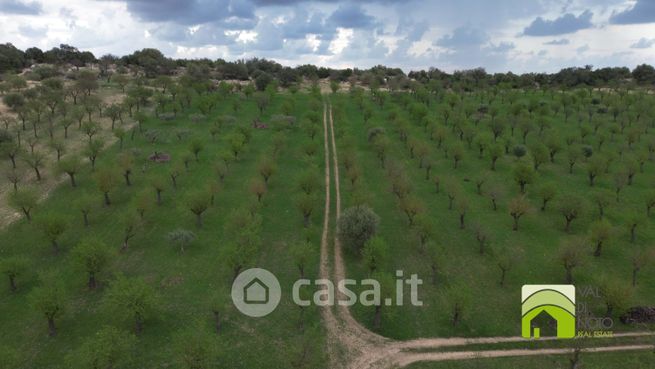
[{"xmin": 1, "ymin": 43, "xmax": 654, "ymax": 88}]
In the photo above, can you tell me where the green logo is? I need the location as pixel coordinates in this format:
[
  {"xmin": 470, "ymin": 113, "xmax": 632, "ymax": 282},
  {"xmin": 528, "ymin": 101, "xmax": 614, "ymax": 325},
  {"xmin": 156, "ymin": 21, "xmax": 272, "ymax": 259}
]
[{"xmin": 522, "ymin": 285, "xmax": 575, "ymax": 339}]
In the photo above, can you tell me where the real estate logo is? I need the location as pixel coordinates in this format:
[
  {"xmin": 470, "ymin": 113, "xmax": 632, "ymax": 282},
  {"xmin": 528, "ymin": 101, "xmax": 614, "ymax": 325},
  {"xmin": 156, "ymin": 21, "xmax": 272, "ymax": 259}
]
[
  {"xmin": 231, "ymin": 268, "xmax": 281, "ymax": 317},
  {"xmin": 521, "ymin": 285, "xmax": 576, "ymax": 339}
]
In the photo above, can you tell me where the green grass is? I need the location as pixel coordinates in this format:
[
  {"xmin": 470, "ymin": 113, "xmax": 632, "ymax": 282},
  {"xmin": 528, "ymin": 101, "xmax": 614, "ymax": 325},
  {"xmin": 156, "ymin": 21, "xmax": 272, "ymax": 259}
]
[
  {"xmin": 0, "ymin": 91, "xmax": 327, "ymax": 368},
  {"xmin": 331, "ymin": 90, "xmax": 655, "ymax": 342}
]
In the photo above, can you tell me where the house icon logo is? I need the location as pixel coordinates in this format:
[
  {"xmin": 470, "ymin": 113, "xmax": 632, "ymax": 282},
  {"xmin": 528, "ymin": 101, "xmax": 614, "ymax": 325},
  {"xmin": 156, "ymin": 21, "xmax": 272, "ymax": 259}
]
[
  {"xmin": 522, "ymin": 285, "xmax": 576, "ymax": 339},
  {"xmin": 231, "ymin": 268, "xmax": 281, "ymax": 317},
  {"xmin": 244, "ymin": 278, "xmax": 269, "ymax": 304}
]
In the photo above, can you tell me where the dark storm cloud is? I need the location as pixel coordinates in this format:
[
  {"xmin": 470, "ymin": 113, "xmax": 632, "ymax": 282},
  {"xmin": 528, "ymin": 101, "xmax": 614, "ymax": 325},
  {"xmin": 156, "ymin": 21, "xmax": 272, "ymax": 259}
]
[
  {"xmin": 522, "ymin": 10, "xmax": 593, "ymax": 36},
  {"xmin": 0, "ymin": 0, "xmax": 42, "ymax": 15},
  {"xmin": 609, "ymin": 0, "xmax": 655, "ymax": 24}
]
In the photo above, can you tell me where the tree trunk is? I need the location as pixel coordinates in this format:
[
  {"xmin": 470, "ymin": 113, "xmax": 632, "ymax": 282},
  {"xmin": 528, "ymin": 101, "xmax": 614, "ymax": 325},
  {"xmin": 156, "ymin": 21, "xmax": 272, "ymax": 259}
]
[
  {"xmin": 88, "ymin": 272, "xmax": 97, "ymax": 289},
  {"xmin": 373, "ymin": 305, "xmax": 382, "ymax": 330},
  {"xmin": 213, "ymin": 310, "xmax": 221, "ymax": 334},
  {"xmin": 48, "ymin": 317, "xmax": 57, "ymax": 337},
  {"xmin": 9, "ymin": 275, "xmax": 17, "ymax": 292},
  {"xmin": 196, "ymin": 213, "xmax": 203, "ymax": 228},
  {"xmin": 156, "ymin": 190, "xmax": 162, "ymax": 205},
  {"xmin": 593, "ymin": 241, "xmax": 602, "ymax": 257},
  {"xmin": 513, "ymin": 216, "xmax": 519, "ymax": 231},
  {"xmin": 104, "ymin": 192, "xmax": 111, "ymax": 206},
  {"xmin": 134, "ymin": 315, "xmax": 143, "ymax": 335},
  {"xmin": 124, "ymin": 172, "xmax": 131, "ymax": 186},
  {"xmin": 499, "ymin": 268, "xmax": 507, "ymax": 286},
  {"xmin": 51, "ymin": 240, "xmax": 59, "ymax": 254},
  {"xmin": 632, "ymin": 268, "xmax": 638, "ymax": 287},
  {"xmin": 69, "ymin": 173, "xmax": 76, "ymax": 187},
  {"xmin": 565, "ymin": 267, "xmax": 573, "ymax": 284},
  {"xmin": 83, "ymin": 212, "xmax": 89, "ymax": 227}
]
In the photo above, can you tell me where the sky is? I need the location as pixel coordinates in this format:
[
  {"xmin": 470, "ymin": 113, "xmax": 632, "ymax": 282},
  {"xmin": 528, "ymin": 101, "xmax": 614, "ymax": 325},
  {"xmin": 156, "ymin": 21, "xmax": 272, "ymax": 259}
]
[{"xmin": 0, "ymin": 0, "xmax": 654, "ymax": 73}]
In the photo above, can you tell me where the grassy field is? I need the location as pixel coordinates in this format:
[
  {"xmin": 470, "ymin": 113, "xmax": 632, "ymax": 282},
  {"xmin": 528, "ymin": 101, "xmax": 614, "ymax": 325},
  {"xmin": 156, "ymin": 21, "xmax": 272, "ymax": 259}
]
[
  {"xmin": 1, "ymin": 81, "xmax": 655, "ymax": 368},
  {"xmin": 330, "ymin": 89, "xmax": 655, "ymax": 341},
  {"xmin": 0, "ymin": 89, "xmax": 328, "ymax": 368}
]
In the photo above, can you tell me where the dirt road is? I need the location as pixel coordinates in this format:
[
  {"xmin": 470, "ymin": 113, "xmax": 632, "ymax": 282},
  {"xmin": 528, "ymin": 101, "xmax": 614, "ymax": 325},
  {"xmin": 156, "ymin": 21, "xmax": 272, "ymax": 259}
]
[{"xmin": 319, "ymin": 99, "xmax": 655, "ymax": 369}]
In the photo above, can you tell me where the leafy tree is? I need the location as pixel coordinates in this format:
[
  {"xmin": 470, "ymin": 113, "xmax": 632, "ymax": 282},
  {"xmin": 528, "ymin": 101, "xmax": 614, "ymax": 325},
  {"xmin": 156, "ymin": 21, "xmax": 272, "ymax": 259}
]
[
  {"xmin": 23, "ymin": 151, "xmax": 45, "ymax": 181},
  {"xmin": 558, "ymin": 195, "xmax": 585, "ymax": 232},
  {"xmin": 558, "ymin": 237, "xmax": 585, "ymax": 283},
  {"xmin": 337, "ymin": 205, "xmax": 379, "ymax": 254},
  {"xmin": 630, "ymin": 247, "xmax": 654, "ymax": 286},
  {"xmin": 172, "ymin": 323, "xmax": 217, "ymax": 369},
  {"xmin": 290, "ymin": 239, "xmax": 314, "ymax": 278},
  {"xmin": 295, "ymin": 192, "xmax": 316, "ymax": 228},
  {"xmin": 30, "ymin": 280, "xmax": 66, "ymax": 337},
  {"xmin": 189, "ymin": 139, "xmax": 204, "ymax": 162},
  {"xmin": 57, "ymin": 155, "xmax": 82, "ymax": 187},
  {"xmin": 250, "ymin": 177, "xmax": 267, "ymax": 203},
  {"xmin": 530, "ymin": 143, "xmax": 549, "ymax": 171},
  {"xmin": 258, "ymin": 158, "xmax": 276, "ymax": 185},
  {"xmin": 104, "ymin": 275, "xmax": 158, "ymax": 335},
  {"xmin": 508, "ymin": 195, "xmax": 530, "ymax": 231},
  {"xmin": 399, "ymin": 196, "xmax": 424, "ymax": 227},
  {"xmin": 589, "ymin": 219, "xmax": 612, "ymax": 257},
  {"xmin": 0, "ymin": 256, "xmax": 28, "ymax": 292},
  {"xmin": 95, "ymin": 167, "xmax": 120, "ymax": 206},
  {"xmin": 626, "ymin": 214, "xmax": 642, "ymax": 243},
  {"xmin": 38, "ymin": 214, "xmax": 67, "ymax": 254},
  {"xmin": 495, "ymin": 244, "xmax": 523, "ymax": 287},
  {"xmin": 592, "ymin": 190, "xmax": 611, "ymax": 219},
  {"xmin": 370, "ymin": 272, "xmax": 394, "ymax": 331},
  {"xmin": 455, "ymin": 197, "xmax": 469, "ymax": 229},
  {"xmin": 85, "ymin": 139, "xmax": 103, "ymax": 171},
  {"xmin": 513, "ymin": 163, "xmax": 534, "ymax": 193},
  {"xmin": 586, "ymin": 156, "xmax": 605, "ymax": 186},
  {"xmin": 72, "ymin": 239, "xmax": 113, "ymax": 289},
  {"xmin": 66, "ymin": 326, "xmax": 136, "ymax": 369},
  {"xmin": 8, "ymin": 187, "xmax": 38, "ymax": 222},
  {"xmin": 120, "ymin": 216, "xmax": 140, "ymax": 252},
  {"xmin": 151, "ymin": 177, "xmax": 166, "ymax": 205},
  {"xmin": 361, "ymin": 236, "xmax": 389, "ymax": 274},
  {"xmin": 537, "ymin": 184, "xmax": 556, "ymax": 211},
  {"xmin": 599, "ymin": 278, "xmax": 631, "ymax": 317},
  {"xmin": 488, "ymin": 143, "xmax": 503, "ymax": 170},
  {"xmin": 167, "ymin": 229, "xmax": 196, "ymax": 253},
  {"xmin": 118, "ymin": 152, "xmax": 134, "ymax": 186},
  {"xmin": 185, "ymin": 190, "xmax": 210, "ymax": 228}
]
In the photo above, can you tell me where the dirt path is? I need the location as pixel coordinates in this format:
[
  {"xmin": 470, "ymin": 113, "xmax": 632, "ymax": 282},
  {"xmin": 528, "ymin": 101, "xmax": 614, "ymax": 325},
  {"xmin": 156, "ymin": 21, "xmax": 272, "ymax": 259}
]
[{"xmin": 319, "ymin": 99, "xmax": 655, "ymax": 369}]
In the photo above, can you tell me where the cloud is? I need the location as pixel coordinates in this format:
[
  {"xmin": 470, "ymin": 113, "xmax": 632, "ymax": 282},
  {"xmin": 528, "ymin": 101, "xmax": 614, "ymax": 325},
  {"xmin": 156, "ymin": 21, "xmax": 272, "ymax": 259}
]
[
  {"xmin": 576, "ymin": 44, "xmax": 589, "ymax": 53},
  {"xmin": 119, "ymin": 0, "xmax": 256, "ymax": 26},
  {"xmin": 544, "ymin": 38, "xmax": 570, "ymax": 45},
  {"xmin": 435, "ymin": 25, "xmax": 489, "ymax": 48},
  {"xmin": 489, "ymin": 41, "xmax": 515, "ymax": 53},
  {"xmin": 523, "ymin": 10, "xmax": 593, "ymax": 36},
  {"xmin": 327, "ymin": 3, "xmax": 376, "ymax": 29},
  {"xmin": 395, "ymin": 18, "xmax": 429, "ymax": 42},
  {"xmin": 18, "ymin": 24, "xmax": 47, "ymax": 37},
  {"xmin": 630, "ymin": 38, "xmax": 655, "ymax": 49},
  {"xmin": 610, "ymin": 0, "xmax": 655, "ymax": 24},
  {"xmin": 281, "ymin": 8, "xmax": 332, "ymax": 39},
  {"xmin": 0, "ymin": 0, "xmax": 42, "ymax": 15}
]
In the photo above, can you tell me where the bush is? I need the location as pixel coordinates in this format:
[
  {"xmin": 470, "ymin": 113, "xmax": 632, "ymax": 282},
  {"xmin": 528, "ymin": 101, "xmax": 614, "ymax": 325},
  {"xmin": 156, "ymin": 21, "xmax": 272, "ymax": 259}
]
[{"xmin": 337, "ymin": 205, "xmax": 380, "ymax": 253}]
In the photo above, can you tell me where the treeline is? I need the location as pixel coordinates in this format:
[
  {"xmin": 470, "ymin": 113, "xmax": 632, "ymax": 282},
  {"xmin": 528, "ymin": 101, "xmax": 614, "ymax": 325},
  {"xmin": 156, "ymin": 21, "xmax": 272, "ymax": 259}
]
[{"xmin": 1, "ymin": 43, "xmax": 655, "ymax": 90}]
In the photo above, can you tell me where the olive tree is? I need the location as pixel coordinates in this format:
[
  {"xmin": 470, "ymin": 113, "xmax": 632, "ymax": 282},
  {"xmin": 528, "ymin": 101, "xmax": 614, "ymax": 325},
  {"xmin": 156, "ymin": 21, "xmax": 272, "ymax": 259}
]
[
  {"xmin": 508, "ymin": 195, "xmax": 530, "ymax": 231},
  {"xmin": 104, "ymin": 276, "xmax": 158, "ymax": 335},
  {"xmin": 30, "ymin": 281, "xmax": 66, "ymax": 336},
  {"xmin": 8, "ymin": 188, "xmax": 38, "ymax": 222},
  {"xmin": 337, "ymin": 205, "xmax": 379, "ymax": 254},
  {"xmin": 72, "ymin": 239, "xmax": 113, "ymax": 289},
  {"xmin": 558, "ymin": 237, "xmax": 585, "ymax": 284},
  {"xmin": 558, "ymin": 195, "xmax": 585, "ymax": 233},
  {"xmin": 167, "ymin": 229, "xmax": 196, "ymax": 253},
  {"xmin": 0, "ymin": 256, "xmax": 28, "ymax": 292}
]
